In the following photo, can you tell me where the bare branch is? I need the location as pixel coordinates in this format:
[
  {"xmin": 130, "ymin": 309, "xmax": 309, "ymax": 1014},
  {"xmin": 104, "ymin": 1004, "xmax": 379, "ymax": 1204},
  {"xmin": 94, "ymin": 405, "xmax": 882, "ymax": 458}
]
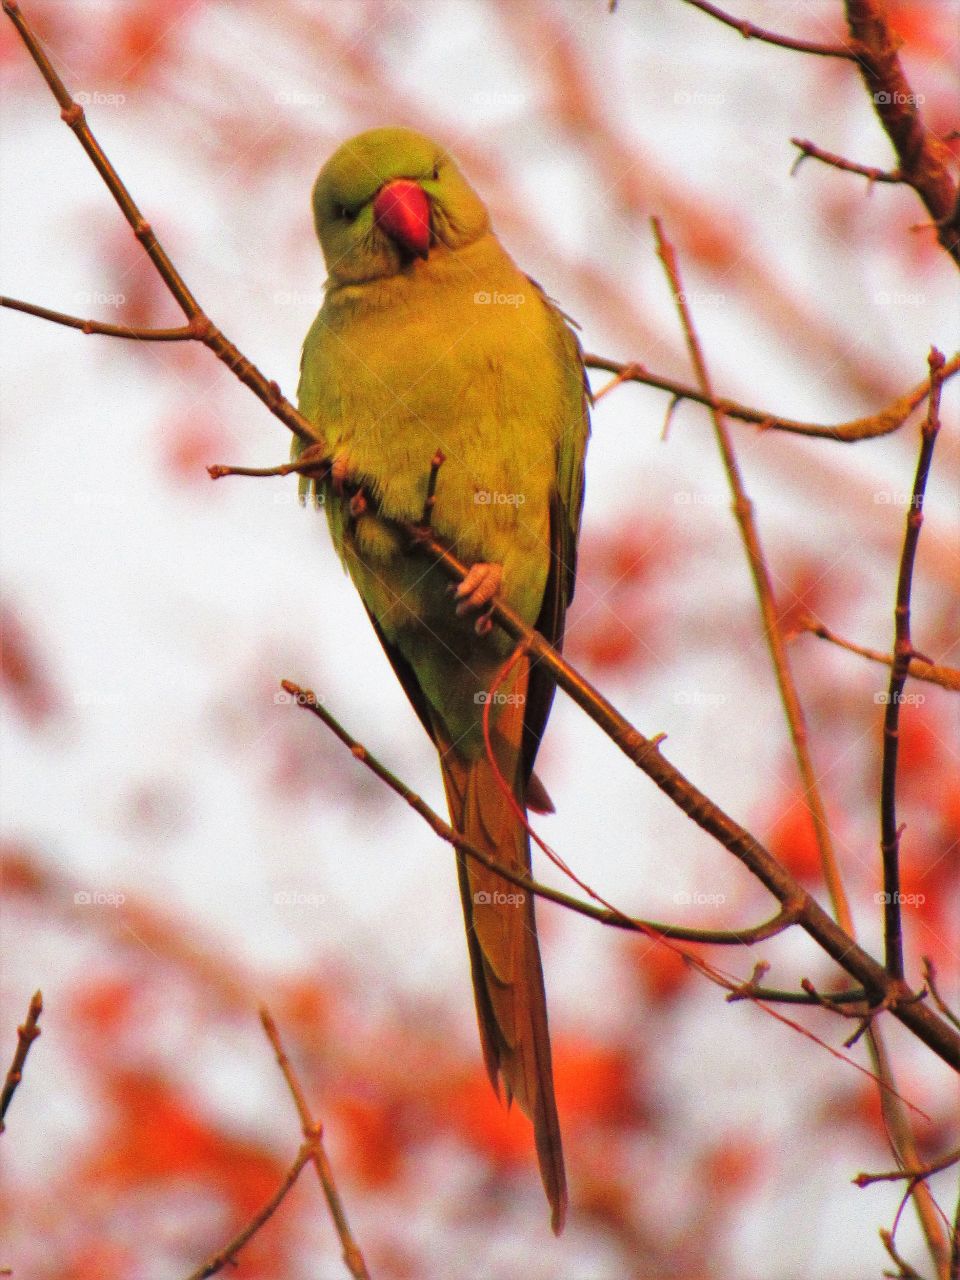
[
  {"xmin": 280, "ymin": 681, "xmax": 802, "ymax": 946},
  {"xmin": 184, "ymin": 1145, "xmax": 314, "ymax": 1280},
  {"xmin": 922, "ymin": 959, "xmax": 960, "ymax": 1033},
  {"xmin": 582, "ymin": 353, "xmax": 959, "ymax": 442},
  {"xmin": 259, "ymin": 1007, "xmax": 370, "ymax": 1280},
  {"xmin": 652, "ymin": 216, "xmax": 852, "ymax": 937},
  {"xmin": 0, "ymin": 990, "xmax": 42, "ymax": 1133},
  {"xmin": 855, "ymin": 1146, "xmax": 960, "ymax": 1189},
  {"xmin": 800, "ymin": 619, "xmax": 960, "ymax": 693},
  {"xmin": 679, "ymin": 0, "xmax": 859, "ymax": 60},
  {"xmin": 0, "ymin": 295, "xmax": 193, "ymax": 340},
  {"xmin": 790, "ymin": 137, "xmax": 903, "ymax": 185},
  {"xmin": 845, "ymin": 0, "xmax": 960, "ymax": 266},
  {"xmin": 880, "ymin": 349, "xmax": 945, "ymax": 980}
]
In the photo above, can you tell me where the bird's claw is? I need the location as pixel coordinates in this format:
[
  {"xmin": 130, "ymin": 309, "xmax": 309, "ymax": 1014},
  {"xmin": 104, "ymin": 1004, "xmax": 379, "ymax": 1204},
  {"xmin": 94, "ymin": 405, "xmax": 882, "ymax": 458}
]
[{"xmin": 454, "ymin": 563, "xmax": 503, "ymax": 633}]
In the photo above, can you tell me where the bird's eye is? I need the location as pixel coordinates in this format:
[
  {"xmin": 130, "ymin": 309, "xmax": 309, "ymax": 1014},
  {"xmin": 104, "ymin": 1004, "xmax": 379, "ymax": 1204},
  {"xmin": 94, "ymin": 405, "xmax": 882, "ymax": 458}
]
[
  {"xmin": 431, "ymin": 163, "xmax": 440, "ymax": 180},
  {"xmin": 335, "ymin": 203, "xmax": 356, "ymax": 221}
]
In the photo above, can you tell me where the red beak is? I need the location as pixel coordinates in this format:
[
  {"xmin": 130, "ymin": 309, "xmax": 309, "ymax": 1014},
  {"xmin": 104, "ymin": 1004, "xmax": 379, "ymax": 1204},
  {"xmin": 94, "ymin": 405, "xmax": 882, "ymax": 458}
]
[{"xmin": 373, "ymin": 179, "xmax": 431, "ymax": 259}]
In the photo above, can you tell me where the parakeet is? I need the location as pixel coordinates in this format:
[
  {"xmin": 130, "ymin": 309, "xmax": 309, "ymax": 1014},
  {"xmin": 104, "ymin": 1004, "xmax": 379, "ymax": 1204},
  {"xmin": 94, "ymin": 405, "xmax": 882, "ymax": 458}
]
[{"xmin": 295, "ymin": 126, "xmax": 589, "ymax": 1233}]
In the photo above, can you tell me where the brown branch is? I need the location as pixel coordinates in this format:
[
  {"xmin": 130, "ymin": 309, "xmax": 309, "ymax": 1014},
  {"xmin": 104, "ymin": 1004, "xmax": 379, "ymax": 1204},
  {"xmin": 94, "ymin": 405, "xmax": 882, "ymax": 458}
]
[
  {"xmin": 0, "ymin": 295, "xmax": 194, "ymax": 340},
  {"xmin": 855, "ymin": 1146, "xmax": 960, "ymax": 1190},
  {"xmin": 678, "ymin": 0, "xmax": 859, "ymax": 59},
  {"xmin": 880, "ymin": 1229, "xmax": 928, "ymax": 1280},
  {"xmin": 800, "ymin": 619, "xmax": 960, "ymax": 693},
  {"xmin": 4, "ymin": 1, "xmax": 960, "ymax": 1074},
  {"xmin": 845, "ymin": 0, "xmax": 960, "ymax": 267},
  {"xmin": 729, "ymin": 987, "xmax": 871, "ymax": 1006},
  {"xmin": 652, "ymin": 216, "xmax": 853, "ymax": 937},
  {"xmin": 184, "ymin": 1145, "xmax": 314, "ymax": 1280},
  {"xmin": 0, "ymin": 990, "xmax": 42, "ymax": 1133},
  {"xmin": 581, "ymin": 352, "xmax": 959, "ymax": 442},
  {"xmin": 279, "ymin": 680, "xmax": 802, "ymax": 947},
  {"xmin": 880, "ymin": 349, "xmax": 945, "ymax": 981},
  {"xmin": 922, "ymin": 959, "xmax": 960, "ymax": 1033},
  {"xmin": 259, "ymin": 1007, "xmax": 370, "ymax": 1280},
  {"xmin": 790, "ymin": 137, "xmax": 903, "ymax": 185}
]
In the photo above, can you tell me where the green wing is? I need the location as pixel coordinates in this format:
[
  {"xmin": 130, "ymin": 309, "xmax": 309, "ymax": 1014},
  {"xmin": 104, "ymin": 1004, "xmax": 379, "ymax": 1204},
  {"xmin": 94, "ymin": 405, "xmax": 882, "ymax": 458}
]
[{"xmin": 521, "ymin": 282, "xmax": 591, "ymax": 782}]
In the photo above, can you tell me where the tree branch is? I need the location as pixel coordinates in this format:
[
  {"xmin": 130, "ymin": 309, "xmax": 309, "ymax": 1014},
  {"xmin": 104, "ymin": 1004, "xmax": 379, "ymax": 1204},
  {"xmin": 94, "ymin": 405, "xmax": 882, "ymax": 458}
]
[
  {"xmin": 0, "ymin": 990, "xmax": 42, "ymax": 1133},
  {"xmin": 259, "ymin": 1007, "xmax": 370, "ymax": 1280},
  {"xmin": 799, "ymin": 619, "xmax": 960, "ymax": 693},
  {"xmin": 880, "ymin": 349, "xmax": 945, "ymax": 980},
  {"xmin": 844, "ymin": 0, "xmax": 960, "ymax": 267},
  {"xmin": 279, "ymin": 681, "xmax": 801, "ymax": 946},
  {"xmin": 652, "ymin": 216, "xmax": 853, "ymax": 937},
  {"xmin": 184, "ymin": 1145, "xmax": 314, "ymax": 1280},
  {"xmin": 0, "ymin": 295, "xmax": 194, "ymax": 340},
  {"xmin": 790, "ymin": 137, "xmax": 903, "ymax": 185},
  {"xmin": 582, "ymin": 352, "xmax": 959, "ymax": 442},
  {"xmin": 678, "ymin": 0, "xmax": 859, "ymax": 59}
]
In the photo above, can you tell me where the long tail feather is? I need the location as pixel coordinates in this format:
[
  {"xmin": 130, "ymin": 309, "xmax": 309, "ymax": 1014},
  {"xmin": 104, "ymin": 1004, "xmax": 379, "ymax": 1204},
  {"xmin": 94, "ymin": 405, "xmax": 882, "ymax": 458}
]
[{"xmin": 437, "ymin": 667, "xmax": 567, "ymax": 1234}]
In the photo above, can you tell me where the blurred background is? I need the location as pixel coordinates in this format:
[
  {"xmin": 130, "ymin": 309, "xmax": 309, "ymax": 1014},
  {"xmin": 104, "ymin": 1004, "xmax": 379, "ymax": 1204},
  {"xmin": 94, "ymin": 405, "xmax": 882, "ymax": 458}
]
[{"xmin": 1, "ymin": 1, "xmax": 957, "ymax": 1277}]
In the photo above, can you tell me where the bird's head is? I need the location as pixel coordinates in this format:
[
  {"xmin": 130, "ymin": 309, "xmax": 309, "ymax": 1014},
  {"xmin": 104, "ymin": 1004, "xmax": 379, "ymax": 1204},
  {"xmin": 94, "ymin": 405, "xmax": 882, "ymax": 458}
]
[{"xmin": 312, "ymin": 127, "xmax": 489, "ymax": 284}]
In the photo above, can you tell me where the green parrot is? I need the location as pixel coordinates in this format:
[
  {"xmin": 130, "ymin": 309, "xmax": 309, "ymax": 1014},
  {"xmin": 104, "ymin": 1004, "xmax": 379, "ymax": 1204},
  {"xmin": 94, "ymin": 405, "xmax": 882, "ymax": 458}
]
[{"xmin": 295, "ymin": 126, "xmax": 589, "ymax": 1233}]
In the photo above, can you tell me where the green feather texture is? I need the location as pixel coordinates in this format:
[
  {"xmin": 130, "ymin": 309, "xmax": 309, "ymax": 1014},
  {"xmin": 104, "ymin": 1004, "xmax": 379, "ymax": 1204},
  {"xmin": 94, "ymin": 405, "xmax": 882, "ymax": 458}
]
[{"xmin": 296, "ymin": 127, "xmax": 590, "ymax": 1233}]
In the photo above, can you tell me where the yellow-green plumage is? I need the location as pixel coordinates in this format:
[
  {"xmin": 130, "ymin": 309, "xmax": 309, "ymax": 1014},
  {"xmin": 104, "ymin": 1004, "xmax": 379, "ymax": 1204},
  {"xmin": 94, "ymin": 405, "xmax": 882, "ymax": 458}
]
[{"xmin": 296, "ymin": 127, "xmax": 589, "ymax": 1232}]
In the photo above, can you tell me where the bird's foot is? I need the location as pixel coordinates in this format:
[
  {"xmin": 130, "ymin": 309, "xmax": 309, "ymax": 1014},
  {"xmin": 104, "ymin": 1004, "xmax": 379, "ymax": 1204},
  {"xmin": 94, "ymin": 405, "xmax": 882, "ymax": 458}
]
[
  {"xmin": 330, "ymin": 451, "xmax": 353, "ymax": 496},
  {"xmin": 454, "ymin": 562, "xmax": 503, "ymax": 634}
]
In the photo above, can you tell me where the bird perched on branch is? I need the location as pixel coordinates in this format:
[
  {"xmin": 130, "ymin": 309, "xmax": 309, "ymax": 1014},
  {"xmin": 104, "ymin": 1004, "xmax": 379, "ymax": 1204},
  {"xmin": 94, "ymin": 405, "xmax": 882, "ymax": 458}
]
[{"xmin": 296, "ymin": 126, "xmax": 590, "ymax": 1232}]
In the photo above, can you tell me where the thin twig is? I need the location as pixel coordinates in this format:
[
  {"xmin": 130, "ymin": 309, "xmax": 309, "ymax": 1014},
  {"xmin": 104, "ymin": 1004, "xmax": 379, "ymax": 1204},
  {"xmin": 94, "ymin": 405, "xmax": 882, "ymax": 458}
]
[
  {"xmin": 800, "ymin": 619, "xmax": 960, "ymax": 693},
  {"xmin": 279, "ymin": 682, "xmax": 933, "ymax": 1115},
  {"xmin": 880, "ymin": 1227, "xmax": 929, "ymax": 1280},
  {"xmin": 678, "ymin": 0, "xmax": 859, "ymax": 59},
  {"xmin": 922, "ymin": 959, "xmax": 960, "ymax": 1033},
  {"xmin": 280, "ymin": 681, "xmax": 800, "ymax": 945},
  {"xmin": 582, "ymin": 352, "xmax": 959, "ymax": 442},
  {"xmin": 790, "ymin": 137, "xmax": 903, "ymax": 184},
  {"xmin": 652, "ymin": 216, "xmax": 853, "ymax": 937},
  {"xmin": 259, "ymin": 1007, "xmax": 370, "ymax": 1280},
  {"xmin": 856, "ymin": 1146, "xmax": 960, "ymax": 1189},
  {"xmin": 183, "ymin": 1145, "xmax": 314, "ymax": 1280},
  {"xmin": 844, "ymin": 0, "xmax": 960, "ymax": 266},
  {"xmin": 0, "ymin": 990, "xmax": 42, "ymax": 1133},
  {"xmin": 880, "ymin": 349, "xmax": 945, "ymax": 980},
  {"xmin": 0, "ymin": 295, "xmax": 194, "ymax": 340}
]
